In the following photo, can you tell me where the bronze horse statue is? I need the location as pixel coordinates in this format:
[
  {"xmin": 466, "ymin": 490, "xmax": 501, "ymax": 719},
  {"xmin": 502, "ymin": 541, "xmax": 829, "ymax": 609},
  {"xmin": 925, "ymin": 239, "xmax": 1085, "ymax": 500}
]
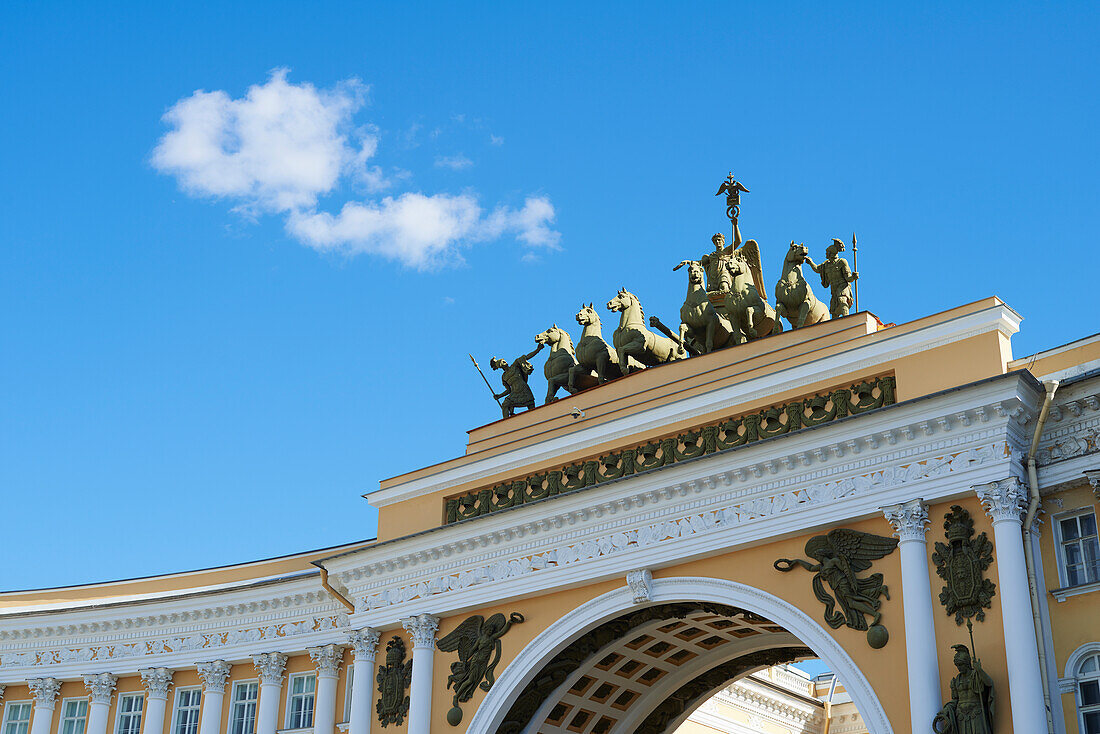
[
  {"xmin": 570, "ymin": 304, "xmax": 622, "ymax": 389},
  {"xmin": 724, "ymin": 240, "xmax": 778, "ymax": 343},
  {"xmin": 775, "ymin": 241, "xmax": 830, "ymax": 330},
  {"xmin": 607, "ymin": 289, "xmax": 686, "ymax": 373},
  {"xmin": 671, "ymin": 259, "xmax": 733, "ymax": 353},
  {"xmin": 535, "ymin": 325, "xmax": 595, "ymax": 403}
]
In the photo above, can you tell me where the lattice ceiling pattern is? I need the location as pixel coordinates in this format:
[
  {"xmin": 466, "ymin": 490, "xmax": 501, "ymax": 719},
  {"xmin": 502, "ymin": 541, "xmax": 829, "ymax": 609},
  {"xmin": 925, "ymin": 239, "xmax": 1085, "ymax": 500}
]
[{"xmin": 536, "ymin": 608, "xmax": 805, "ymax": 734}]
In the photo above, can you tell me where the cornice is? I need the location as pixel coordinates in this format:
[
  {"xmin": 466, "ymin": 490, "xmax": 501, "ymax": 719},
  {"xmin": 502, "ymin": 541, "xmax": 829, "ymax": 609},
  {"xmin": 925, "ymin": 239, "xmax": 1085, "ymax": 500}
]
[{"xmin": 371, "ymin": 301, "xmax": 1022, "ymax": 508}]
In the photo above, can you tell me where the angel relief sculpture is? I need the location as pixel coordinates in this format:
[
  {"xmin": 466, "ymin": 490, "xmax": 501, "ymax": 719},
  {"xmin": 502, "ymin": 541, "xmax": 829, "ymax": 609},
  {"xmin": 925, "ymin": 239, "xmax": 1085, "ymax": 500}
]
[
  {"xmin": 774, "ymin": 529, "xmax": 898, "ymax": 648},
  {"xmin": 436, "ymin": 612, "xmax": 525, "ymax": 725}
]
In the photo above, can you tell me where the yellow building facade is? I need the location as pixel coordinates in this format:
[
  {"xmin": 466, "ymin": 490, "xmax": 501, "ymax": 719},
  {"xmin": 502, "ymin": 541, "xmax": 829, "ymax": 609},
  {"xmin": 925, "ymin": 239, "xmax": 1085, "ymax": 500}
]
[{"xmin": 2, "ymin": 297, "xmax": 1098, "ymax": 734}]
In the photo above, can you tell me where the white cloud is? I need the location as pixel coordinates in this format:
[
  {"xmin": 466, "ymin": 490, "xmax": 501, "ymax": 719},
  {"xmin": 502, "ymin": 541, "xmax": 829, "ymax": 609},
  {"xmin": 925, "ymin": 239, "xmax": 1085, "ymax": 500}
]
[
  {"xmin": 489, "ymin": 134, "xmax": 504, "ymax": 146},
  {"xmin": 153, "ymin": 70, "xmax": 558, "ymax": 269},
  {"xmin": 287, "ymin": 194, "xmax": 558, "ymax": 270},
  {"xmin": 434, "ymin": 154, "xmax": 473, "ymax": 170}
]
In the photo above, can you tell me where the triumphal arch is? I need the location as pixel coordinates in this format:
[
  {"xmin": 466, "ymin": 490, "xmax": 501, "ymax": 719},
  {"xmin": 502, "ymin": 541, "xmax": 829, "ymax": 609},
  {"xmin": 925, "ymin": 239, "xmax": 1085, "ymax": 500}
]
[{"xmin": 2, "ymin": 185, "xmax": 1099, "ymax": 734}]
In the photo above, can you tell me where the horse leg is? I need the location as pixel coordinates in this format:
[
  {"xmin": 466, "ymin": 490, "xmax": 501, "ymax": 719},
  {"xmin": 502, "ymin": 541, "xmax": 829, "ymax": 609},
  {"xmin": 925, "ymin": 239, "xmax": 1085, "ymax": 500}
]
[
  {"xmin": 774, "ymin": 304, "xmax": 787, "ymax": 333},
  {"xmin": 744, "ymin": 307, "xmax": 759, "ymax": 339},
  {"xmin": 796, "ymin": 302, "xmax": 810, "ymax": 328}
]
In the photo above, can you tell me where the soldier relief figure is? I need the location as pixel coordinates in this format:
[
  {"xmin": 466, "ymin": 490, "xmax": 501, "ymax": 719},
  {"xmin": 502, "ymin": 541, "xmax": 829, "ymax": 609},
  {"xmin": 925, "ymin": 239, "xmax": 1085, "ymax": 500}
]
[
  {"xmin": 933, "ymin": 643, "xmax": 995, "ymax": 734},
  {"xmin": 807, "ymin": 238, "xmax": 859, "ymax": 318}
]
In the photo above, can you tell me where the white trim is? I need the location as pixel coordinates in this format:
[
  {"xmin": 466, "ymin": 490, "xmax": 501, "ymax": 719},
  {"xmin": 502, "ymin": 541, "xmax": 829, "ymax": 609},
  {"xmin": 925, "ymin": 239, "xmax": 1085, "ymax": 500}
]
[
  {"xmin": 371, "ymin": 301, "xmax": 1021, "ymax": 507},
  {"xmin": 463, "ymin": 576, "xmax": 894, "ymax": 734}
]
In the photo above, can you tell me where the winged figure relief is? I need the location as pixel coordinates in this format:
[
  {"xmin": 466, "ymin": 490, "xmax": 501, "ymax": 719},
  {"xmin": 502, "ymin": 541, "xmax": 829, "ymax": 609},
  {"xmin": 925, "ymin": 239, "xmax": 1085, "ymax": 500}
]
[
  {"xmin": 775, "ymin": 529, "xmax": 898, "ymax": 648},
  {"xmin": 436, "ymin": 612, "xmax": 525, "ymax": 725}
]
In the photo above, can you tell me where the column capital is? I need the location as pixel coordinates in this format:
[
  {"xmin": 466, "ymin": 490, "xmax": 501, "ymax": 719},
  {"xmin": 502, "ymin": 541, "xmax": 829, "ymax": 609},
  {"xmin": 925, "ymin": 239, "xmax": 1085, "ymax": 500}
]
[
  {"xmin": 401, "ymin": 614, "xmax": 440, "ymax": 649},
  {"xmin": 974, "ymin": 477, "xmax": 1029, "ymax": 524},
  {"xmin": 345, "ymin": 628, "xmax": 381, "ymax": 661},
  {"xmin": 0, "ymin": 684, "xmax": 6, "ymax": 701},
  {"xmin": 252, "ymin": 653, "xmax": 288, "ymax": 685},
  {"xmin": 28, "ymin": 678, "xmax": 61, "ymax": 709},
  {"xmin": 83, "ymin": 673, "xmax": 118, "ymax": 705},
  {"xmin": 196, "ymin": 660, "xmax": 232, "ymax": 692},
  {"xmin": 307, "ymin": 644, "xmax": 346, "ymax": 678},
  {"xmin": 882, "ymin": 498, "xmax": 930, "ymax": 541},
  {"xmin": 1085, "ymin": 469, "xmax": 1100, "ymax": 500},
  {"xmin": 139, "ymin": 668, "xmax": 173, "ymax": 700}
]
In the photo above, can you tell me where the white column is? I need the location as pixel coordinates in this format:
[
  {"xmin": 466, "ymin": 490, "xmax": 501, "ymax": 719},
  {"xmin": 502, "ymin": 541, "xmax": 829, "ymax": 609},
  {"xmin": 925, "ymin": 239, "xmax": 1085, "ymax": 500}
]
[
  {"xmin": 345, "ymin": 629, "xmax": 381, "ymax": 734},
  {"xmin": 28, "ymin": 678, "xmax": 61, "ymax": 734},
  {"xmin": 139, "ymin": 668, "xmax": 173, "ymax": 734},
  {"xmin": 84, "ymin": 673, "xmax": 118, "ymax": 734},
  {"xmin": 196, "ymin": 661, "xmax": 232, "ymax": 734},
  {"xmin": 883, "ymin": 499, "xmax": 941, "ymax": 734},
  {"xmin": 251, "ymin": 654, "xmax": 287, "ymax": 734},
  {"xmin": 401, "ymin": 615, "xmax": 439, "ymax": 734},
  {"xmin": 975, "ymin": 477, "xmax": 1048, "ymax": 734},
  {"xmin": 308, "ymin": 645, "xmax": 345, "ymax": 734}
]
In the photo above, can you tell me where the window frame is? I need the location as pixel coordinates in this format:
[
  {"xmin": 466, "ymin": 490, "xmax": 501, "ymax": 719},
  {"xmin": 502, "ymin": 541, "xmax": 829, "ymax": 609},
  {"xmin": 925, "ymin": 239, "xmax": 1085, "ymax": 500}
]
[
  {"xmin": 59, "ymin": 698, "xmax": 89, "ymax": 734},
  {"xmin": 114, "ymin": 693, "xmax": 144, "ymax": 734},
  {"xmin": 2, "ymin": 700, "xmax": 33, "ymax": 734},
  {"xmin": 1078, "ymin": 651, "xmax": 1100, "ymax": 734},
  {"xmin": 228, "ymin": 680, "xmax": 259, "ymax": 734},
  {"xmin": 284, "ymin": 673, "xmax": 316, "ymax": 731},
  {"xmin": 171, "ymin": 687, "xmax": 202, "ymax": 734},
  {"xmin": 1053, "ymin": 508, "xmax": 1100, "ymax": 589}
]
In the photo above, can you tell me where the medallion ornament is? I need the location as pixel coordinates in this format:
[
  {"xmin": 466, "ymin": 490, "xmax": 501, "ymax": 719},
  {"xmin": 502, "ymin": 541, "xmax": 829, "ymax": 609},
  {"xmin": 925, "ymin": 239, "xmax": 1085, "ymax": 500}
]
[
  {"xmin": 436, "ymin": 612, "xmax": 525, "ymax": 726},
  {"xmin": 774, "ymin": 529, "xmax": 899, "ymax": 648},
  {"xmin": 932, "ymin": 506, "xmax": 996, "ymax": 625},
  {"xmin": 375, "ymin": 637, "xmax": 412, "ymax": 727}
]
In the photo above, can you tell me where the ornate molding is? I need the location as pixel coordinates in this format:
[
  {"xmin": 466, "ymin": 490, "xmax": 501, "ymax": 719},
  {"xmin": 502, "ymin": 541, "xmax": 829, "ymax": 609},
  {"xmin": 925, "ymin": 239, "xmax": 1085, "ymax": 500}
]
[
  {"xmin": 196, "ymin": 660, "xmax": 231, "ymax": 692},
  {"xmin": 974, "ymin": 477, "xmax": 1029, "ymax": 524},
  {"xmin": 445, "ymin": 376, "xmax": 897, "ymax": 524},
  {"xmin": 882, "ymin": 498, "xmax": 929, "ymax": 541},
  {"xmin": 28, "ymin": 678, "xmax": 61, "ymax": 708},
  {"xmin": 139, "ymin": 667, "xmax": 173, "ymax": 699},
  {"xmin": 307, "ymin": 644, "xmax": 345, "ymax": 678},
  {"xmin": 400, "ymin": 615, "xmax": 439, "ymax": 649},
  {"xmin": 252, "ymin": 653, "xmax": 287, "ymax": 685},
  {"xmin": 345, "ymin": 629, "xmax": 381, "ymax": 661},
  {"xmin": 84, "ymin": 673, "xmax": 117, "ymax": 704},
  {"xmin": 1085, "ymin": 469, "xmax": 1100, "ymax": 500},
  {"xmin": 626, "ymin": 569, "xmax": 653, "ymax": 604}
]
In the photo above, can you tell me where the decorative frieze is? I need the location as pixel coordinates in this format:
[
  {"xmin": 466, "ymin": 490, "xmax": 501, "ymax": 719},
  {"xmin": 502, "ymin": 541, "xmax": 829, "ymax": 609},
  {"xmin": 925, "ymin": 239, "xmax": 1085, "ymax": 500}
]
[
  {"xmin": 974, "ymin": 477, "xmax": 1029, "ymax": 524},
  {"xmin": 400, "ymin": 615, "xmax": 439, "ymax": 649},
  {"xmin": 28, "ymin": 678, "xmax": 61, "ymax": 708},
  {"xmin": 139, "ymin": 668, "xmax": 173, "ymax": 699},
  {"xmin": 84, "ymin": 673, "xmax": 117, "ymax": 704},
  {"xmin": 307, "ymin": 644, "xmax": 345, "ymax": 678},
  {"xmin": 251, "ymin": 653, "xmax": 287, "ymax": 685},
  {"xmin": 196, "ymin": 660, "xmax": 231, "ymax": 692},
  {"xmin": 346, "ymin": 629, "xmax": 381, "ymax": 661},
  {"xmin": 445, "ymin": 376, "xmax": 897, "ymax": 524},
  {"xmin": 882, "ymin": 498, "xmax": 929, "ymax": 541}
]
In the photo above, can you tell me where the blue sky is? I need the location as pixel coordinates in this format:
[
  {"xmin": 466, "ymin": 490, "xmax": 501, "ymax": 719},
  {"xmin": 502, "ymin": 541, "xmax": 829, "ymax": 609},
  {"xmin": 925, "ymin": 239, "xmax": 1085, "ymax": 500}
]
[{"xmin": 2, "ymin": 2, "xmax": 1098, "ymax": 592}]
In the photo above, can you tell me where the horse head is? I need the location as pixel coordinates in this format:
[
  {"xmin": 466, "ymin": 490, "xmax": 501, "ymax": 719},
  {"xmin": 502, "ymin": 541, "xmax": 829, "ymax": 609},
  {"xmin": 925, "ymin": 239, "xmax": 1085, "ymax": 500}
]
[
  {"xmin": 785, "ymin": 241, "xmax": 810, "ymax": 266},
  {"xmin": 536, "ymin": 324, "xmax": 573, "ymax": 352},
  {"xmin": 607, "ymin": 288, "xmax": 636, "ymax": 312},
  {"xmin": 576, "ymin": 303, "xmax": 600, "ymax": 326},
  {"xmin": 686, "ymin": 261, "xmax": 705, "ymax": 285}
]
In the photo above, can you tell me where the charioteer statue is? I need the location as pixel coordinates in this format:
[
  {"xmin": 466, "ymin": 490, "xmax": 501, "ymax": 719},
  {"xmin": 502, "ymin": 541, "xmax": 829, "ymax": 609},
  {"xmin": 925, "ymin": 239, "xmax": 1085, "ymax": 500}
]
[{"xmin": 806, "ymin": 238, "xmax": 859, "ymax": 318}]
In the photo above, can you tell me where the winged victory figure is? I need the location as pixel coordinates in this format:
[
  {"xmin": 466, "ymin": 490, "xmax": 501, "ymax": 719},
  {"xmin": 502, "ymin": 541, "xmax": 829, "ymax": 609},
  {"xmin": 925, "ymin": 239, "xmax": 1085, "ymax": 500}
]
[
  {"xmin": 774, "ymin": 528, "xmax": 898, "ymax": 648},
  {"xmin": 436, "ymin": 612, "xmax": 525, "ymax": 725}
]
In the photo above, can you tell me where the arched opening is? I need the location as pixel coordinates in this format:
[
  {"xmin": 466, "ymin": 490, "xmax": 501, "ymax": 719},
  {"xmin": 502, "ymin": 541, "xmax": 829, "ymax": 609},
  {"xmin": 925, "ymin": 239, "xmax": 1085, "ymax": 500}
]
[{"xmin": 468, "ymin": 578, "xmax": 892, "ymax": 734}]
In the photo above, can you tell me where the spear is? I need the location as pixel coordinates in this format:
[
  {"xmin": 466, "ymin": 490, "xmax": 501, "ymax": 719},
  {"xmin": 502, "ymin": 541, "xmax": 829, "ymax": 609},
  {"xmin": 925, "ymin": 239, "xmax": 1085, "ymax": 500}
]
[
  {"xmin": 852, "ymin": 232, "xmax": 859, "ymax": 313},
  {"xmin": 469, "ymin": 354, "xmax": 502, "ymax": 408}
]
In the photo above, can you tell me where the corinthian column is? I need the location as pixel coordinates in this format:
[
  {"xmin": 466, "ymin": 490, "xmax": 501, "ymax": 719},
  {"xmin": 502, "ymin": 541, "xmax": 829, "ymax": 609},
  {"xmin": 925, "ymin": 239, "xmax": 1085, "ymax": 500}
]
[
  {"xmin": 252, "ymin": 654, "xmax": 287, "ymax": 734},
  {"xmin": 196, "ymin": 661, "xmax": 232, "ymax": 734},
  {"xmin": 84, "ymin": 673, "xmax": 118, "ymax": 734},
  {"xmin": 139, "ymin": 668, "xmax": 173, "ymax": 734},
  {"xmin": 345, "ymin": 629, "xmax": 381, "ymax": 734},
  {"xmin": 307, "ymin": 645, "xmax": 345, "ymax": 734},
  {"xmin": 28, "ymin": 678, "xmax": 61, "ymax": 734},
  {"xmin": 975, "ymin": 477, "xmax": 1047, "ymax": 734},
  {"xmin": 882, "ymin": 499, "xmax": 941, "ymax": 734},
  {"xmin": 401, "ymin": 615, "xmax": 439, "ymax": 734}
]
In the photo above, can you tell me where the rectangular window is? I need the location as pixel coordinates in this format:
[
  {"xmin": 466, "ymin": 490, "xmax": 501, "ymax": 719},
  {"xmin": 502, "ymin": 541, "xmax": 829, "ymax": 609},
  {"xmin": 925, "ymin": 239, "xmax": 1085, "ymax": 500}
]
[
  {"xmin": 229, "ymin": 681, "xmax": 258, "ymax": 734},
  {"xmin": 342, "ymin": 666, "xmax": 354, "ymax": 722},
  {"xmin": 60, "ymin": 700, "xmax": 89, "ymax": 734},
  {"xmin": 1059, "ymin": 511, "xmax": 1100, "ymax": 586},
  {"xmin": 172, "ymin": 688, "xmax": 202, "ymax": 734},
  {"xmin": 2, "ymin": 702, "xmax": 32, "ymax": 734},
  {"xmin": 115, "ymin": 693, "xmax": 143, "ymax": 734},
  {"xmin": 286, "ymin": 674, "xmax": 316, "ymax": 730}
]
